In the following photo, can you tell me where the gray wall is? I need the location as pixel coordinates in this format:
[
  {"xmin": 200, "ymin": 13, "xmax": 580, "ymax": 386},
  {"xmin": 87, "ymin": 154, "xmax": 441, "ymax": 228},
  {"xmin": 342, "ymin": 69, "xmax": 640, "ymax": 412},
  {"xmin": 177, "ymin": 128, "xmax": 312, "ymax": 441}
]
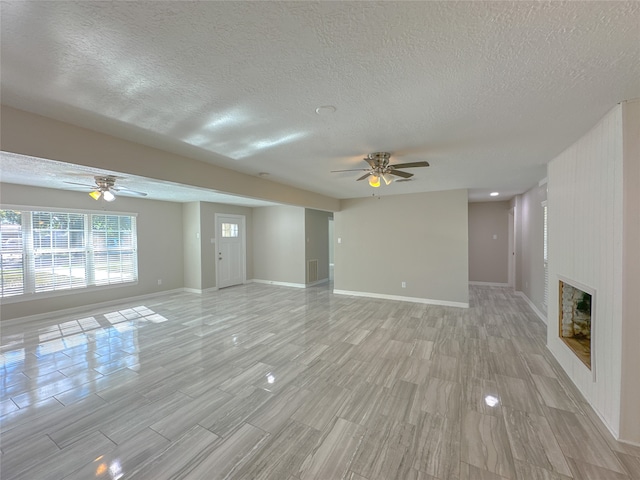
[
  {"xmin": 304, "ymin": 209, "xmax": 332, "ymax": 283},
  {"xmin": 620, "ymin": 99, "xmax": 640, "ymax": 443},
  {"xmin": 252, "ymin": 205, "xmax": 305, "ymax": 285},
  {"xmin": 468, "ymin": 201, "xmax": 509, "ymax": 283},
  {"xmin": 515, "ymin": 183, "xmax": 547, "ymax": 314},
  {"xmin": 334, "ymin": 189, "xmax": 469, "ymax": 305},
  {"xmin": 182, "ymin": 202, "xmax": 202, "ymax": 290},
  {"xmin": 1, "ymin": 183, "xmax": 184, "ymax": 320},
  {"xmin": 182, "ymin": 201, "xmax": 254, "ymax": 290}
]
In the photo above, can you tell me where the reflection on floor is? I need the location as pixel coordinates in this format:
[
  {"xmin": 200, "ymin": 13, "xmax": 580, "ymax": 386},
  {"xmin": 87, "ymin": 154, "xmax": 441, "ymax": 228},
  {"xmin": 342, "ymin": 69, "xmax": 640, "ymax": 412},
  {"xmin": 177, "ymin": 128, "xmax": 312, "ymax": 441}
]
[{"xmin": 1, "ymin": 285, "xmax": 639, "ymax": 479}]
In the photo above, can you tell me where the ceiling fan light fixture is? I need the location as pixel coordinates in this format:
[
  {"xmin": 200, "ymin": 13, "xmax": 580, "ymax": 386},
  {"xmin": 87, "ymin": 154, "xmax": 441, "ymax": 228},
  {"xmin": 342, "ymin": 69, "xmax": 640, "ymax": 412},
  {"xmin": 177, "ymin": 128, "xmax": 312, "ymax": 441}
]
[
  {"xmin": 89, "ymin": 190, "xmax": 102, "ymax": 201},
  {"xmin": 381, "ymin": 174, "xmax": 393, "ymax": 185},
  {"xmin": 103, "ymin": 190, "xmax": 116, "ymax": 202},
  {"xmin": 368, "ymin": 175, "xmax": 381, "ymax": 188}
]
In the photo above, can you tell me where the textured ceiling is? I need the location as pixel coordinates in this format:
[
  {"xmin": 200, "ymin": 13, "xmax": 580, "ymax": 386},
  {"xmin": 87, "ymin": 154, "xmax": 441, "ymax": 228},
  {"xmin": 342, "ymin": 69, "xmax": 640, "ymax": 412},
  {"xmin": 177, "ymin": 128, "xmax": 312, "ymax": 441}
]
[
  {"xmin": 1, "ymin": 1, "xmax": 639, "ymax": 203},
  {"xmin": 0, "ymin": 152, "xmax": 280, "ymax": 207}
]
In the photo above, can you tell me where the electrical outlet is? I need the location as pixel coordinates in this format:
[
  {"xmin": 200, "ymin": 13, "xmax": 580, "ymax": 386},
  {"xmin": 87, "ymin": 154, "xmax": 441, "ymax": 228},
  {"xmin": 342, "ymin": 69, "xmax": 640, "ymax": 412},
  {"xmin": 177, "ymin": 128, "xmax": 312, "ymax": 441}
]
[
  {"xmin": 157, "ymin": 279, "xmax": 162, "ymax": 286},
  {"xmin": 401, "ymin": 281, "xmax": 406, "ymax": 288}
]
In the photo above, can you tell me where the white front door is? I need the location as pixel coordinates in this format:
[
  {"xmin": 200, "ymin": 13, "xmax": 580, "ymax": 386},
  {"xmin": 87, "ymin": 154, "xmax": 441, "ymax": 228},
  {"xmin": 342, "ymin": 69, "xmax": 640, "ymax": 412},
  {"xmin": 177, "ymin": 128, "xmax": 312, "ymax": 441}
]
[{"xmin": 215, "ymin": 214, "xmax": 246, "ymax": 289}]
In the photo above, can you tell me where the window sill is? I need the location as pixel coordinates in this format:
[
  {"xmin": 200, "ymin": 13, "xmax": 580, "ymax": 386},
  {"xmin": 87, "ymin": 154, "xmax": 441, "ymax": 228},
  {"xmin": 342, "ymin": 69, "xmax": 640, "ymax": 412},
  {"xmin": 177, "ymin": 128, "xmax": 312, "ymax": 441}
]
[{"xmin": 0, "ymin": 281, "xmax": 139, "ymax": 305}]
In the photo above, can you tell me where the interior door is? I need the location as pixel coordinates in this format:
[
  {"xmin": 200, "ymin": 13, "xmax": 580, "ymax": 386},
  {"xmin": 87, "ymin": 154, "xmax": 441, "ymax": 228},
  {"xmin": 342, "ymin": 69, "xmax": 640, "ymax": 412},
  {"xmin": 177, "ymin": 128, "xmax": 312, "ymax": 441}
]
[{"xmin": 216, "ymin": 214, "xmax": 245, "ymax": 289}]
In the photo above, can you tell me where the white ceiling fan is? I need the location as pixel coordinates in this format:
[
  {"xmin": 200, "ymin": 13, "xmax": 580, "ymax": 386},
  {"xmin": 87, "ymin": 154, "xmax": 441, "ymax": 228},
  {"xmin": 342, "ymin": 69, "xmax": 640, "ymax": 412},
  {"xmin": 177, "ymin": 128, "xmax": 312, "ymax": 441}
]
[
  {"xmin": 65, "ymin": 175, "xmax": 148, "ymax": 202},
  {"xmin": 332, "ymin": 152, "xmax": 429, "ymax": 187}
]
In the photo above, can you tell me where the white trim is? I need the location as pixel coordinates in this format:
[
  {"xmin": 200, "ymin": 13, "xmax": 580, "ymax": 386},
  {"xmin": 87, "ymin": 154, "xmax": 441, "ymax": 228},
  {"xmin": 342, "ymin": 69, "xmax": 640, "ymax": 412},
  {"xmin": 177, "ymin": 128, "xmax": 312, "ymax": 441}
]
[
  {"xmin": 214, "ymin": 213, "xmax": 247, "ymax": 289},
  {"xmin": 515, "ymin": 291, "xmax": 547, "ymax": 324},
  {"xmin": 0, "ymin": 280, "xmax": 139, "ymax": 305},
  {"xmin": 0, "ymin": 203, "xmax": 139, "ymax": 216},
  {"xmin": 250, "ymin": 279, "xmax": 306, "ymax": 289},
  {"xmin": 538, "ymin": 177, "xmax": 548, "ymax": 187},
  {"xmin": 618, "ymin": 438, "xmax": 640, "ymax": 448},
  {"xmin": 546, "ymin": 345, "xmax": 628, "ymax": 443},
  {"xmin": 332, "ymin": 289, "xmax": 469, "ymax": 308},
  {"xmin": 183, "ymin": 287, "xmax": 218, "ymax": 295},
  {"xmin": 508, "ymin": 208, "xmax": 515, "ymax": 288},
  {"xmin": 306, "ymin": 278, "xmax": 329, "ymax": 287},
  {"xmin": 469, "ymin": 281, "xmax": 510, "ymax": 287},
  {"xmin": 1, "ymin": 288, "xmax": 184, "ymax": 325}
]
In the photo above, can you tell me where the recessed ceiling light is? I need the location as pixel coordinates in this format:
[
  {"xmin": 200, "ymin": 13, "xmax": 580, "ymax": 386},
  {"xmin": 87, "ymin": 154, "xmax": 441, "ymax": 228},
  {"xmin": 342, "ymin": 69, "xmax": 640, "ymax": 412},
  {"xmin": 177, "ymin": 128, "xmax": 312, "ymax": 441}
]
[
  {"xmin": 315, "ymin": 105, "xmax": 336, "ymax": 115},
  {"xmin": 490, "ymin": 192, "xmax": 499, "ymax": 197}
]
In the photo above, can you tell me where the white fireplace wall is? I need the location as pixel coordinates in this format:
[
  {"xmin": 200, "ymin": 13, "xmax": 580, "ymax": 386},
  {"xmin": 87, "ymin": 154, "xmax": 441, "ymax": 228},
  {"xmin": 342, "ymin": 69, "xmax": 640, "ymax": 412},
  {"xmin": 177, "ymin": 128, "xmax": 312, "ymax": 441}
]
[{"xmin": 547, "ymin": 103, "xmax": 624, "ymax": 438}]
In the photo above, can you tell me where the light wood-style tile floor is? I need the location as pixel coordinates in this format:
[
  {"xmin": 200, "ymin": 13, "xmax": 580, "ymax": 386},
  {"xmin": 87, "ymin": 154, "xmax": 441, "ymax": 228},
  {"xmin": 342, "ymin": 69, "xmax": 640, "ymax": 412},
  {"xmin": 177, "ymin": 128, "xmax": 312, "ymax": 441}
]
[{"xmin": 1, "ymin": 284, "xmax": 639, "ymax": 479}]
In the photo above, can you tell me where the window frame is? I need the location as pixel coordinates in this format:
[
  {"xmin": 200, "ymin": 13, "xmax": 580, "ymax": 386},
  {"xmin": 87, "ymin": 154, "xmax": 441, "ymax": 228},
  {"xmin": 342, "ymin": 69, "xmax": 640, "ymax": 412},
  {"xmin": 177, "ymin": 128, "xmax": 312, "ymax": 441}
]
[{"xmin": 1, "ymin": 205, "xmax": 138, "ymax": 304}]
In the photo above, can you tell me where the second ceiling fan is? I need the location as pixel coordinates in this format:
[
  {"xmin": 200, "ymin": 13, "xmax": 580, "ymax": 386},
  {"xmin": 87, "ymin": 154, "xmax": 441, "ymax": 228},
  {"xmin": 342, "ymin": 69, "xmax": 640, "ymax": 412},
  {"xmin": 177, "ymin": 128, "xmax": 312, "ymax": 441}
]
[{"xmin": 332, "ymin": 152, "xmax": 429, "ymax": 187}]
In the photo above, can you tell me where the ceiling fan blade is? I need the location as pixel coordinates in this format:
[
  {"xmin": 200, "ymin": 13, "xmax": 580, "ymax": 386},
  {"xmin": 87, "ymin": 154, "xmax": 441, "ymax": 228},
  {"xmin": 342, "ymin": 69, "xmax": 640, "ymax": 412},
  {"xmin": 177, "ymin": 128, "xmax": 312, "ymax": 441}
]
[
  {"xmin": 389, "ymin": 161, "xmax": 430, "ymax": 169},
  {"xmin": 64, "ymin": 181, "xmax": 97, "ymax": 188},
  {"xmin": 388, "ymin": 170, "xmax": 414, "ymax": 178},
  {"xmin": 331, "ymin": 168, "xmax": 369, "ymax": 173},
  {"xmin": 356, "ymin": 172, "xmax": 372, "ymax": 181},
  {"xmin": 112, "ymin": 186, "xmax": 148, "ymax": 196}
]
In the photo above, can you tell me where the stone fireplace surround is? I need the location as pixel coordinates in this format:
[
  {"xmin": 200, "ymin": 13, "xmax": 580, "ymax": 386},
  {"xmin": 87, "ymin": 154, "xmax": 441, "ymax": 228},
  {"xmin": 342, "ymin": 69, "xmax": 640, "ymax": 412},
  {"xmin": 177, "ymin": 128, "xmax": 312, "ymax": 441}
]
[{"xmin": 559, "ymin": 279, "xmax": 593, "ymax": 370}]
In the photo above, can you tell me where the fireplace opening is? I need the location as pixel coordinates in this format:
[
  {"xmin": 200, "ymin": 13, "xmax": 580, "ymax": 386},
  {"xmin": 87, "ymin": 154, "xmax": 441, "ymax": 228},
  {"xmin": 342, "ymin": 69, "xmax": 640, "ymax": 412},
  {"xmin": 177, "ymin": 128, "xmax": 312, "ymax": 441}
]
[{"xmin": 559, "ymin": 280, "xmax": 592, "ymax": 369}]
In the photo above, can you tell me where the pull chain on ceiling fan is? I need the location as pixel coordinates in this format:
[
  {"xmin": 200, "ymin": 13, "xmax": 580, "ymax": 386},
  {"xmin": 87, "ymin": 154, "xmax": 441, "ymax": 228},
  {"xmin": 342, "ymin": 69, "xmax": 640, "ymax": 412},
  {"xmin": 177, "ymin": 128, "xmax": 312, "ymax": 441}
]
[{"xmin": 332, "ymin": 152, "xmax": 429, "ymax": 187}]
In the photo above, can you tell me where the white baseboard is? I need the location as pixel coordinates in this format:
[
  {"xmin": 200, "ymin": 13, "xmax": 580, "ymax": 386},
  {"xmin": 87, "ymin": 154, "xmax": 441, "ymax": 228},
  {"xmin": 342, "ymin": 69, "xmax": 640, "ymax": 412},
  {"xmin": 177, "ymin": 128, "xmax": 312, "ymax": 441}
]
[
  {"xmin": 469, "ymin": 281, "xmax": 510, "ymax": 287},
  {"xmin": 1, "ymin": 288, "xmax": 185, "ymax": 325},
  {"xmin": 618, "ymin": 437, "xmax": 640, "ymax": 447},
  {"xmin": 515, "ymin": 291, "xmax": 547, "ymax": 324},
  {"xmin": 183, "ymin": 287, "xmax": 218, "ymax": 294},
  {"xmin": 250, "ymin": 279, "xmax": 306, "ymax": 289},
  {"xmin": 332, "ymin": 289, "xmax": 469, "ymax": 309},
  {"xmin": 547, "ymin": 345, "xmax": 636, "ymax": 445}
]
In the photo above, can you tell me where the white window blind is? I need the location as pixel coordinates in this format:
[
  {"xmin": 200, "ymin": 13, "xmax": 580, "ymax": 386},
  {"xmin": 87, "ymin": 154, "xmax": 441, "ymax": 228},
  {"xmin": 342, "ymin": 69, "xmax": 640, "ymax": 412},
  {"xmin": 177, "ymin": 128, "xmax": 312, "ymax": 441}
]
[
  {"xmin": 1, "ymin": 209, "xmax": 137, "ymax": 299},
  {"xmin": 91, "ymin": 214, "xmax": 138, "ymax": 285},
  {"xmin": 0, "ymin": 210, "xmax": 24, "ymax": 297}
]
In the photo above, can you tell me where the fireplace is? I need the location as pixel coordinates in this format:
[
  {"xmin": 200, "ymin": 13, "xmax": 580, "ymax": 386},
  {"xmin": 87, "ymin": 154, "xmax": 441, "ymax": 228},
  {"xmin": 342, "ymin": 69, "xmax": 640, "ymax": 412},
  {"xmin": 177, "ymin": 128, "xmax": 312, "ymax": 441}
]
[{"xmin": 559, "ymin": 279, "xmax": 593, "ymax": 369}]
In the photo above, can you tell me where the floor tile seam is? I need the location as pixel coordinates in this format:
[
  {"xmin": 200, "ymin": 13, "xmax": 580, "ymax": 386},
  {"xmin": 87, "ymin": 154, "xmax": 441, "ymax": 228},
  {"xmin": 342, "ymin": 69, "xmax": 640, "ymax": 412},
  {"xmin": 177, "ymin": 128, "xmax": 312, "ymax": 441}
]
[
  {"xmin": 0, "ymin": 396, "xmax": 21, "ymax": 413},
  {"xmin": 568, "ymin": 456, "xmax": 633, "ymax": 479},
  {"xmin": 615, "ymin": 452, "xmax": 640, "ymax": 478},
  {"xmin": 500, "ymin": 407, "xmax": 565, "ymax": 477},
  {"xmin": 10, "ymin": 370, "xmax": 108, "ymax": 404},
  {"xmin": 199, "ymin": 419, "xmax": 271, "ymax": 447},
  {"xmin": 125, "ymin": 429, "xmax": 219, "ymax": 479},
  {"xmin": 579, "ymin": 409, "xmax": 640, "ymax": 471},
  {"xmin": 0, "ymin": 432, "xmax": 63, "ymax": 479},
  {"xmin": 544, "ymin": 405, "xmax": 628, "ymax": 475},
  {"xmin": 0, "ymin": 400, "xmax": 67, "ymax": 436},
  {"xmin": 147, "ymin": 424, "xmax": 175, "ymax": 443}
]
